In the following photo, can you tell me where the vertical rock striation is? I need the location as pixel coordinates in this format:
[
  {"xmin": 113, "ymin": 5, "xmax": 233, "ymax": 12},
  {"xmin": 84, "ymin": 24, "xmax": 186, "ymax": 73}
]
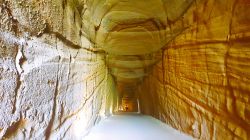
[
  {"xmin": 136, "ymin": 0, "xmax": 250, "ymax": 139},
  {"xmin": 0, "ymin": 0, "xmax": 116, "ymax": 139}
]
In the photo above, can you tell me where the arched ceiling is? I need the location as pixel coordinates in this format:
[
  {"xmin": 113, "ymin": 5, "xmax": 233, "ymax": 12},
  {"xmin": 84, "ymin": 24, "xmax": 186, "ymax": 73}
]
[{"xmin": 81, "ymin": 0, "xmax": 194, "ymax": 95}]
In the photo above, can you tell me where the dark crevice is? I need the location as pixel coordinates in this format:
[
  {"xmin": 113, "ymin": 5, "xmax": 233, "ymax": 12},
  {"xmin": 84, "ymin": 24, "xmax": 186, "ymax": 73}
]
[{"xmin": 3, "ymin": 119, "xmax": 24, "ymax": 139}]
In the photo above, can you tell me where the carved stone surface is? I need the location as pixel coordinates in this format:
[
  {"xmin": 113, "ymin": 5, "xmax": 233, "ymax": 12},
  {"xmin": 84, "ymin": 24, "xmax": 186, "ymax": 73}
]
[
  {"xmin": 0, "ymin": 0, "xmax": 116, "ymax": 139},
  {"xmin": 136, "ymin": 0, "xmax": 250, "ymax": 139},
  {"xmin": 0, "ymin": 0, "xmax": 249, "ymax": 139}
]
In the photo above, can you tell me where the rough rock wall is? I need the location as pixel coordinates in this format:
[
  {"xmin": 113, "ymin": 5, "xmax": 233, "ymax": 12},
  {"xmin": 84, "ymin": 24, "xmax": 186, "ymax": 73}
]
[
  {"xmin": 137, "ymin": 0, "xmax": 250, "ymax": 139},
  {"xmin": 83, "ymin": 0, "xmax": 195, "ymax": 112},
  {"xmin": 0, "ymin": 0, "xmax": 116, "ymax": 139}
]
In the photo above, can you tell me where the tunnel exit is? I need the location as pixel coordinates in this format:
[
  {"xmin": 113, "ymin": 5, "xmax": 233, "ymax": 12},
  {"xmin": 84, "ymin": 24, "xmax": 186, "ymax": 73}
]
[
  {"xmin": 121, "ymin": 97, "xmax": 138, "ymax": 112},
  {"xmin": 114, "ymin": 79, "xmax": 141, "ymax": 113}
]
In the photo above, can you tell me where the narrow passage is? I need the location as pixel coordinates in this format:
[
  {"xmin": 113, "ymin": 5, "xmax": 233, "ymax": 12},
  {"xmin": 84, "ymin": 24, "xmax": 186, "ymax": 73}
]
[{"xmin": 85, "ymin": 113, "xmax": 193, "ymax": 140}]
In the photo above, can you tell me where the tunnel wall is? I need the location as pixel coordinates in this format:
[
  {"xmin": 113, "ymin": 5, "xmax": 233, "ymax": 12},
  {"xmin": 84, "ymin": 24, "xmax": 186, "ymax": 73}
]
[
  {"xmin": 0, "ymin": 0, "xmax": 116, "ymax": 139},
  {"xmin": 137, "ymin": 0, "xmax": 250, "ymax": 139}
]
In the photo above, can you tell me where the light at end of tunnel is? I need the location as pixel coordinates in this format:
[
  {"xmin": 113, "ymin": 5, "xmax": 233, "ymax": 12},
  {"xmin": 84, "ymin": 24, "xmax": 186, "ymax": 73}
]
[{"xmin": 118, "ymin": 106, "xmax": 123, "ymax": 111}]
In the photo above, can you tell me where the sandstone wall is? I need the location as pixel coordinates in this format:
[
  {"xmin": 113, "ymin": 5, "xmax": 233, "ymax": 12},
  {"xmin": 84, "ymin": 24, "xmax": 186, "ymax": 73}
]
[
  {"xmin": 1, "ymin": 0, "xmax": 250, "ymax": 139},
  {"xmin": 0, "ymin": 0, "xmax": 116, "ymax": 139},
  {"xmin": 137, "ymin": 0, "xmax": 250, "ymax": 139}
]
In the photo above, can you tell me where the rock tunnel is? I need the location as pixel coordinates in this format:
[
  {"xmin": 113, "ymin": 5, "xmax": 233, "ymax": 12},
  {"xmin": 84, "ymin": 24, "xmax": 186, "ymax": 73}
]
[{"xmin": 0, "ymin": 0, "xmax": 249, "ymax": 139}]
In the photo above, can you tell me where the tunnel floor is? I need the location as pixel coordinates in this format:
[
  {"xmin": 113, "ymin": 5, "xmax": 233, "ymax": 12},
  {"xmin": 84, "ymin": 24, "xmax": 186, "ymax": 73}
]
[{"xmin": 84, "ymin": 113, "xmax": 193, "ymax": 140}]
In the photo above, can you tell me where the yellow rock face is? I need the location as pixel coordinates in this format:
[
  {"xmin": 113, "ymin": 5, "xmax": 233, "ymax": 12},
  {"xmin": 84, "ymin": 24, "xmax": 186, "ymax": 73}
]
[
  {"xmin": 84, "ymin": 0, "xmax": 194, "ymax": 107},
  {"xmin": 135, "ymin": 0, "xmax": 250, "ymax": 139}
]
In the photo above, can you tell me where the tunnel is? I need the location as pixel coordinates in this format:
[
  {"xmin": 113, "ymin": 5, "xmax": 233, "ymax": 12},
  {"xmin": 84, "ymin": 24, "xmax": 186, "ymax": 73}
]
[{"xmin": 0, "ymin": 0, "xmax": 249, "ymax": 139}]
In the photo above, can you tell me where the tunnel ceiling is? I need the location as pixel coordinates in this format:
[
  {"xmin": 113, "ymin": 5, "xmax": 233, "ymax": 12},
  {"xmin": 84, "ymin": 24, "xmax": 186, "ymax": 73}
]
[{"xmin": 82, "ymin": 0, "xmax": 194, "ymax": 93}]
